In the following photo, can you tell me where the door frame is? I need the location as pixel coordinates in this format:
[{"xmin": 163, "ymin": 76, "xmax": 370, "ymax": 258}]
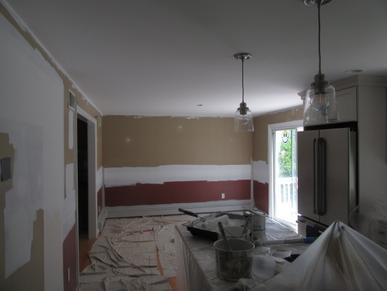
[
  {"xmin": 74, "ymin": 106, "xmax": 98, "ymax": 280},
  {"xmin": 267, "ymin": 120, "xmax": 303, "ymax": 217}
]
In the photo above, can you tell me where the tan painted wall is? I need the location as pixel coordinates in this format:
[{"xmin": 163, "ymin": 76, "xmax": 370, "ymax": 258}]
[
  {"xmin": 253, "ymin": 106, "xmax": 303, "ymax": 162},
  {"xmin": 103, "ymin": 116, "xmax": 253, "ymax": 167}
]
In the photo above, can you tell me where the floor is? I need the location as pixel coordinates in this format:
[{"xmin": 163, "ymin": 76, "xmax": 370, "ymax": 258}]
[{"xmin": 78, "ymin": 215, "xmax": 193, "ymax": 291}]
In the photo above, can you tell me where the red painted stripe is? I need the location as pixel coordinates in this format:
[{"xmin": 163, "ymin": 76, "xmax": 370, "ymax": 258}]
[
  {"xmin": 253, "ymin": 180, "xmax": 269, "ymax": 213},
  {"xmin": 105, "ymin": 180, "xmax": 251, "ymax": 206},
  {"xmin": 97, "ymin": 187, "xmax": 103, "ymax": 215},
  {"xmin": 63, "ymin": 225, "xmax": 77, "ymax": 291}
]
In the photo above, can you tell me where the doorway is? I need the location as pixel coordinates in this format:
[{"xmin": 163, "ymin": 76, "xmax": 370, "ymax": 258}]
[
  {"xmin": 75, "ymin": 109, "xmax": 98, "ymax": 275},
  {"xmin": 269, "ymin": 121, "xmax": 303, "ymax": 228},
  {"xmin": 77, "ymin": 116, "xmax": 89, "ymax": 238}
]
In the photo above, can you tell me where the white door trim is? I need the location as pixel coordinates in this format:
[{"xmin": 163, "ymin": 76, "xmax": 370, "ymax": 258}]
[{"xmin": 267, "ymin": 120, "xmax": 303, "ymax": 217}]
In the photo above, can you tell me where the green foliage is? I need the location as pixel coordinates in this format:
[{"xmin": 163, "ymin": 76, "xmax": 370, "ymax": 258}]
[{"xmin": 279, "ymin": 130, "xmax": 293, "ymax": 177}]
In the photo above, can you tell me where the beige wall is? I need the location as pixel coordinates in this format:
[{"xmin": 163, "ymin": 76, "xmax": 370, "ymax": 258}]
[
  {"xmin": 253, "ymin": 106, "xmax": 303, "ymax": 162},
  {"xmin": 103, "ymin": 116, "xmax": 252, "ymax": 167}
]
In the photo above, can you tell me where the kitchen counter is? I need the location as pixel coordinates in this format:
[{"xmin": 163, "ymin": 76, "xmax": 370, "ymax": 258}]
[{"xmin": 175, "ymin": 216, "xmax": 309, "ymax": 291}]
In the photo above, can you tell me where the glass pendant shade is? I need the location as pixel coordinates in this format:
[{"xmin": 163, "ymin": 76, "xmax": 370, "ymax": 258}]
[
  {"xmin": 233, "ymin": 52, "xmax": 254, "ymax": 133},
  {"xmin": 234, "ymin": 102, "xmax": 254, "ymax": 132},
  {"xmin": 303, "ymin": 0, "xmax": 338, "ymax": 127},
  {"xmin": 303, "ymin": 75, "xmax": 337, "ymax": 126}
]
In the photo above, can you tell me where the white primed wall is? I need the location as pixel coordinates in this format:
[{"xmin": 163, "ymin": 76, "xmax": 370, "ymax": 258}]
[
  {"xmin": 0, "ymin": 14, "xmax": 64, "ymax": 290},
  {"xmin": 358, "ymin": 86, "xmax": 387, "ymax": 211},
  {"xmin": 104, "ymin": 164, "xmax": 252, "ymax": 187}
]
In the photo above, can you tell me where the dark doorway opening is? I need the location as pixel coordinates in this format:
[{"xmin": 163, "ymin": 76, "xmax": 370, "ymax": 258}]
[{"xmin": 77, "ymin": 117, "xmax": 89, "ymax": 239}]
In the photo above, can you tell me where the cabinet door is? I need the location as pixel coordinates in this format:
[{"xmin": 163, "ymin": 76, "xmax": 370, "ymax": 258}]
[
  {"xmin": 336, "ymin": 87, "xmax": 357, "ymax": 122},
  {"xmin": 298, "ymin": 130, "xmax": 319, "ymax": 222},
  {"xmin": 319, "ymin": 128, "xmax": 350, "ymax": 225}
]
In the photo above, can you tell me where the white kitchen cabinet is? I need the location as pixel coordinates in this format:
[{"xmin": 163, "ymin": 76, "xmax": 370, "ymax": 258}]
[
  {"xmin": 299, "ymin": 83, "xmax": 357, "ymax": 124},
  {"xmin": 336, "ymin": 87, "xmax": 357, "ymax": 122}
]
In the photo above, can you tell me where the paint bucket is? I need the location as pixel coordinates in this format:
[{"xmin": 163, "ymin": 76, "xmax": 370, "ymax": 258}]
[
  {"xmin": 213, "ymin": 238, "xmax": 255, "ymax": 281},
  {"xmin": 250, "ymin": 213, "xmax": 266, "ymax": 232}
]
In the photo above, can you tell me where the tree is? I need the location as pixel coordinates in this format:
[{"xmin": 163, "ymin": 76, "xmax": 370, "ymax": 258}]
[{"xmin": 279, "ymin": 130, "xmax": 293, "ymax": 177}]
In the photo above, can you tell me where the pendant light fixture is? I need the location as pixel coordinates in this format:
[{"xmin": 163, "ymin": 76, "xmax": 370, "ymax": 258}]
[
  {"xmin": 234, "ymin": 52, "xmax": 254, "ymax": 132},
  {"xmin": 303, "ymin": 0, "xmax": 337, "ymax": 126}
]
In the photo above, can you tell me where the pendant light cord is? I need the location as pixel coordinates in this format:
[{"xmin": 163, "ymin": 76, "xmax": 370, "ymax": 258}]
[
  {"xmin": 241, "ymin": 58, "xmax": 245, "ymax": 103},
  {"xmin": 317, "ymin": 0, "xmax": 322, "ymax": 76}
]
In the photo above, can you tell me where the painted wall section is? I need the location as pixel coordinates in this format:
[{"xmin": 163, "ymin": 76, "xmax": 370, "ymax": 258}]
[
  {"xmin": 103, "ymin": 116, "xmax": 252, "ymax": 206},
  {"xmin": 357, "ymin": 86, "xmax": 387, "ymax": 211},
  {"xmin": 252, "ymin": 107, "xmax": 303, "ymax": 211},
  {"xmin": 104, "ymin": 165, "xmax": 251, "ymax": 206},
  {"xmin": 106, "ymin": 180, "xmax": 251, "ymax": 206},
  {"xmin": 63, "ymin": 225, "xmax": 76, "ymax": 291},
  {"xmin": 0, "ymin": 11, "xmax": 64, "ymax": 291},
  {"xmin": 103, "ymin": 116, "xmax": 252, "ymax": 167},
  {"xmin": 104, "ymin": 165, "xmax": 252, "ymax": 186},
  {"xmin": 0, "ymin": 3, "xmax": 103, "ymax": 291}
]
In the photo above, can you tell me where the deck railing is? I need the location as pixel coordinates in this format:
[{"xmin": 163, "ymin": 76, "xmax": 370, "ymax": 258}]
[{"xmin": 275, "ymin": 176, "xmax": 298, "ymax": 219}]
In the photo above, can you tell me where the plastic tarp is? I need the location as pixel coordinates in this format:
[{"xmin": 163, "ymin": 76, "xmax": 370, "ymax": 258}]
[{"xmin": 253, "ymin": 221, "xmax": 387, "ymax": 291}]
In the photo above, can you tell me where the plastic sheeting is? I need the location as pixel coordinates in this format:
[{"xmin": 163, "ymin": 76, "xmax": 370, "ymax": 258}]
[
  {"xmin": 177, "ymin": 218, "xmax": 387, "ymax": 291},
  {"xmin": 263, "ymin": 221, "xmax": 387, "ymax": 291}
]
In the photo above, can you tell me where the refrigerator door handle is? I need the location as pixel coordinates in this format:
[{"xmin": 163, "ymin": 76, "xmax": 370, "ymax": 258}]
[
  {"xmin": 313, "ymin": 138, "xmax": 318, "ymax": 214},
  {"xmin": 317, "ymin": 137, "xmax": 327, "ymax": 215}
]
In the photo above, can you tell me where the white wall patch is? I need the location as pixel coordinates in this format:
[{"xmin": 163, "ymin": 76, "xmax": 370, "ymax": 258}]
[
  {"xmin": 0, "ymin": 14, "xmax": 64, "ymax": 288},
  {"xmin": 252, "ymin": 160, "xmax": 269, "ymax": 184},
  {"xmin": 96, "ymin": 167, "xmax": 104, "ymax": 191},
  {"xmin": 104, "ymin": 164, "xmax": 251, "ymax": 187}
]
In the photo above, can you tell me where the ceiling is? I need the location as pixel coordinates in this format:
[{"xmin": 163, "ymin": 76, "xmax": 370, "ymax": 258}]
[{"xmin": 6, "ymin": 0, "xmax": 387, "ymax": 116}]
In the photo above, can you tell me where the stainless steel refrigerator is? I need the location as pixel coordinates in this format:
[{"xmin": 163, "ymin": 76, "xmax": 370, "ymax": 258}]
[{"xmin": 297, "ymin": 126, "xmax": 357, "ymax": 235}]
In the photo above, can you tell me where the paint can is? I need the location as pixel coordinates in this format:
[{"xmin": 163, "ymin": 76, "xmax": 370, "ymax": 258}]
[
  {"xmin": 250, "ymin": 212, "xmax": 266, "ymax": 232},
  {"xmin": 213, "ymin": 238, "xmax": 255, "ymax": 281}
]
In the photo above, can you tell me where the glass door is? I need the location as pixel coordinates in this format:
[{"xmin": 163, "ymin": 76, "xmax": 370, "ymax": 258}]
[{"xmin": 272, "ymin": 127, "xmax": 302, "ymax": 228}]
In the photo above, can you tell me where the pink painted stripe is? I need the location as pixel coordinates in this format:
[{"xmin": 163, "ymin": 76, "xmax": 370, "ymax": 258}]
[
  {"xmin": 105, "ymin": 180, "xmax": 251, "ymax": 206},
  {"xmin": 63, "ymin": 225, "xmax": 77, "ymax": 291},
  {"xmin": 253, "ymin": 180, "xmax": 269, "ymax": 213},
  {"xmin": 97, "ymin": 187, "xmax": 103, "ymax": 215}
]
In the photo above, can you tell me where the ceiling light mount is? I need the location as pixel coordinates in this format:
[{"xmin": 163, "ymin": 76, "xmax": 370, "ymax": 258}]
[
  {"xmin": 233, "ymin": 52, "xmax": 252, "ymax": 61},
  {"xmin": 303, "ymin": 0, "xmax": 332, "ymax": 7}
]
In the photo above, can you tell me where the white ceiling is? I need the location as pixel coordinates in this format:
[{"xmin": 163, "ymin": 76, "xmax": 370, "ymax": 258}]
[{"xmin": 6, "ymin": 0, "xmax": 387, "ymax": 116}]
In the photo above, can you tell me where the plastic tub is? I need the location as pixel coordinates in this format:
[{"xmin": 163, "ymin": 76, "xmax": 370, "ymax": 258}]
[{"xmin": 213, "ymin": 238, "xmax": 255, "ymax": 281}]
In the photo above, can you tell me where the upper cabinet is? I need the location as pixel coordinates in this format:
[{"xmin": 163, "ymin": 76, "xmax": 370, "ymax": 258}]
[
  {"xmin": 336, "ymin": 87, "xmax": 357, "ymax": 122},
  {"xmin": 298, "ymin": 75, "xmax": 387, "ymax": 126}
]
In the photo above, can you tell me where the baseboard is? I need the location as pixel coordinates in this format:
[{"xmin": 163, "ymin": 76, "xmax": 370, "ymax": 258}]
[{"xmin": 105, "ymin": 199, "xmax": 254, "ymax": 218}]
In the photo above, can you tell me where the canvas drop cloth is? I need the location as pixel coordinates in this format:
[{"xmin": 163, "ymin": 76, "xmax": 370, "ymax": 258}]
[
  {"xmin": 245, "ymin": 221, "xmax": 387, "ymax": 291},
  {"xmin": 79, "ymin": 215, "xmax": 194, "ymax": 291}
]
